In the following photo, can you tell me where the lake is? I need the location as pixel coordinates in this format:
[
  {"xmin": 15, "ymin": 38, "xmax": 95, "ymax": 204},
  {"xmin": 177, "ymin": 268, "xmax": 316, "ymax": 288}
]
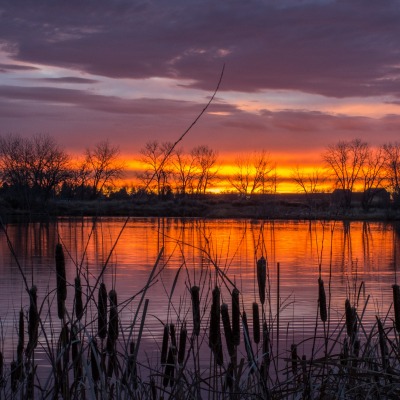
[{"xmin": 0, "ymin": 217, "xmax": 399, "ymax": 379}]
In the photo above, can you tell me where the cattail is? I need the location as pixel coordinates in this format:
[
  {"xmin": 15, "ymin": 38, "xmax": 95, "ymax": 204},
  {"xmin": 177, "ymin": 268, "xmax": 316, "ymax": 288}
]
[
  {"xmin": 393, "ymin": 284, "xmax": 400, "ymax": 332},
  {"xmin": 107, "ymin": 351, "xmax": 117, "ymax": 378},
  {"xmin": 291, "ymin": 344, "xmax": 298, "ymax": 375},
  {"xmin": 318, "ymin": 278, "xmax": 327, "ymax": 323},
  {"xmin": 163, "ymin": 347, "xmax": 175, "ymax": 387},
  {"xmin": 242, "ymin": 311, "xmax": 253, "ymax": 371},
  {"xmin": 190, "ymin": 286, "xmax": 200, "ymax": 336},
  {"xmin": 0, "ymin": 351, "xmax": 3, "ymax": 386},
  {"xmin": 377, "ymin": 316, "xmax": 388, "ymax": 369},
  {"xmin": 209, "ymin": 286, "xmax": 221, "ymax": 347},
  {"xmin": 178, "ymin": 323, "xmax": 187, "ymax": 365},
  {"xmin": 90, "ymin": 338, "xmax": 100, "ymax": 382},
  {"xmin": 253, "ymin": 302, "xmax": 260, "ymax": 344},
  {"xmin": 59, "ymin": 323, "xmax": 70, "ymax": 366},
  {"xmin": 221, "ymin": 303, "xmax": 235, "ymax": 358},
  {"xmin": 257, "ymin": 256, "xmax": 267, "ymax": 305},
  {"xmin": 55, "ymin": 243, "xmax": 67, "ymax": 320},
  {"xmin": 345, "ymin": 299, "xmax": 357, "ymax": 339},
  {"xmin": 74, "ymin": 276, "xmax": 83, "ymax": 320},
  {"xmin": 106, "ymin": 289, "xmax": 119, "ymax": 353},
  {"xmin": 301, "ymin": 355, "xmax": 307, "ymax": 386},
  {"xmin": 17, "ymin": 308, "xmax": 24, "ymax": 365},
  {"xmin": 161, "ymin": 324, "xmax": 169, "ymax": 366},
  {"xmin": 26, "ymin": 286, "xmax": 38, "ymax": 358},
  {"xmin": 170, "ymin": 323, "xmax": 177, "ymax": 355},
  {"xmin": 231, "ymin": 288, "xmax": 240, "ymax": 346},
  {"xmin": 27, "ymin": 372, "xmax": 34, "ymax": 399},
  {"xmin": 98, "ymin": 282, "xmax": 107, "ymax": 339}
]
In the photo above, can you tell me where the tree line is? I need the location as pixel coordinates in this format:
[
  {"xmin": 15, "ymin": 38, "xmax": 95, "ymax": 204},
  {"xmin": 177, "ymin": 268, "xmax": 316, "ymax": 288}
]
[{"xmin": 0, "ymin": 134, "xmax": 399, "ymax": 210}]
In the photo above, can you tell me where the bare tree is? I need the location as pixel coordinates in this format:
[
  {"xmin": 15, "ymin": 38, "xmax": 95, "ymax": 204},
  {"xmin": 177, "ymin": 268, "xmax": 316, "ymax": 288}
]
[
  {"xmin": 383, "ymin": 142, "xmax": 400, "ymax": 206},
  {"xmin": 85, "ymin": 140, "xmax": 125, "ymax": 199},
  {"xmin": 291, "ymin": 166, "xmax": 326, "ymax": 195},
  {"xmin": 171, "ymin": 147, "xmax": 197, "ymax": 195},
  {"xmin": 191, "ymin": 145, "xmax": 219, "ymax": 194},
  {"xmin": 0, "ymin": 134, "xmax": 70, "ymax": 205},
  {"xmin": 138, "ymin": 140, "xmax": 174, "ymax": 196},
  {"xmin": 323, "ymin": 138, "xmax": 369, "ymax": 208},
  {"xmin": 360, "ymin": 146, "xmax": 387, "ymax": 210},
  {"xmin": 229, "ymin": 151, "xmax": 274, "ymax": 196}
]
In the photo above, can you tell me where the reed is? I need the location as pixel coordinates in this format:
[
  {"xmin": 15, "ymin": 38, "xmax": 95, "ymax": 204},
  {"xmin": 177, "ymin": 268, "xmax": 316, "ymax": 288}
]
[
  {"xmin": 257, "ymin": 256, "xmax": 266, "ymax": 305},
  {"xmin": 231, "ymin": 288, "xmax": 240, "ymax": 346},
  {"xmin": 318, "ymin": 278, "xmax": 327, "ymax": 323},
  {"xmin": 55, "ymin": 243, "xmax": 67, "ymax": 320},
  {"xmin": 190, "ymin": 286, "xmax": 200, "ymax": 336},
  {"xmin": 74, "ymin": 276, "xmax": 83, "ymax": 321}
]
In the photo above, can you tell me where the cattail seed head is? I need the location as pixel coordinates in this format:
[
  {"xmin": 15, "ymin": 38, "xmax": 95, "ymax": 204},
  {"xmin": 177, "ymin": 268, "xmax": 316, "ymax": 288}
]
[
  {"xmin": 163, "ymin": 347, "xmax": 175, "ymax": 388},
  {"xmin": 178, "ymin": 323, "xmax": 187, "ymax": 365},
  {"xmin": 161, "ymin": 323, "xmax": 169, "ymax": 366},
  {"xmin": 26, "ymin": 285, "xmax": 39, "ymax": 358},
  {"xmin": 393, "ymin": 284, "xmax": 400, "ymax": 332},
  {"xmin": 190, "ymin": 286, "xmax": 200, "ymax": 336},
  {"xmin": 231, "ymin": 288, "xmax": 240, "ymax": 346},
  {"xmin": 55, "ymin": 244, "xmax": 67, "ymax": 320},
  {"xmin": 209, "ymin": 286, "xmax": 221, "ymax": 351},
  {"xmin": 74, "ymin": 276, "xmax": 83, "ymax": 320},
  {"xmin": 221, "ymin": 303, "xmax": 235, "ymax": 358},
  {"xmin": 106, "ymin": 292, "xmax": 119, "ymax": 353},
  {"xmin": 252, "ymin": 302, "xmax": 260, "ymax": 344},
  {"xmin": 90, "ymin": 339, "xmax": 100, "ymax": 382},
  {"xmin": 257, "ymin": 256, "xmax": 267, "ymax": 305},
  {"xmin": 318, "ymin": 278, "xmax": 327, "ymax": 323},
  {"xmin": 98, "ymin": 282, "xmax": 107, "ymax": 339}
]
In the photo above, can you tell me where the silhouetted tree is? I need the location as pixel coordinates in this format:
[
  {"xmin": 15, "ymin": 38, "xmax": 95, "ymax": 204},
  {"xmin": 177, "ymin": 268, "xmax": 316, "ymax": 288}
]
[
  {"xmin": 323, "ymin": 138, "xmax": 369, "ymax": 208},
  {"xmin": 85, "ymin": 140, "xmax": 124, "ymax": 199},
  {"xmin": 191, "ymin": 145, "xmax": 219, "ymax": 195},
  {"xmin": 383, "ymin": 142, "xmax": 400, "ymax": 207}
]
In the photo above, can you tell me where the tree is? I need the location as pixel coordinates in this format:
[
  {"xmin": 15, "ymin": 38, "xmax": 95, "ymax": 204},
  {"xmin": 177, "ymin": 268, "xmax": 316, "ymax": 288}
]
[
  {"xmin": 0, "ymin": 134, "xmax": 70, "ymax": 206},
  {"xmin": 383, "ymin": 142, "xmax": 400, "ymax": 206},
  {"xmin": 191, "ymin": 145, "xmax": 219, "ymax": 195},
  {"xmin": 171, "ymin": 147, "xmax": 197, "ymax": 195},
  {"xmin": 85, "ymin": 140, "xmax": 125, "ymax": 199},
  {"xmin": 138, "ymin": 140, "xmax": 174, "ymax": 197},
  {"xmin": 323, "ymin": 138, "xmax": 369, "ymax": 208},
  {"xmin": 229, "ymin": 151, "xmax": 274, "ymax": 196}
]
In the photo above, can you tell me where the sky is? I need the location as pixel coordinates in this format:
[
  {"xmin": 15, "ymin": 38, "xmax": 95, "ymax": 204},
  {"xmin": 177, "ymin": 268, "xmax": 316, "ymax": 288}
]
[{"xmin": 1, "ymin": 0, "xmax": 400, "ymax": 186}]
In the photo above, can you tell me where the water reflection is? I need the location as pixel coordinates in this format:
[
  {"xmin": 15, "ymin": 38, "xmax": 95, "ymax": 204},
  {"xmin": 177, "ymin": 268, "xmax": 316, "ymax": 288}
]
[{"xmin": 0, "ymin": 218, "xmax": 398, "ymax": 366}]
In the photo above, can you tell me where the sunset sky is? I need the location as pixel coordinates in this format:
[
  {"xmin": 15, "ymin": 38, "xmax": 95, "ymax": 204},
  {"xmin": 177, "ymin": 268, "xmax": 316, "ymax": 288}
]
[{"xmin": 1, "ymin": 0, "xmax": 400, "ymax": 190}]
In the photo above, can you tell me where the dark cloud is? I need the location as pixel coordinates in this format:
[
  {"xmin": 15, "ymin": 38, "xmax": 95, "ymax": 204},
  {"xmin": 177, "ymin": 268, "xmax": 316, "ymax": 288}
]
[
  {"xmin": 1, "ymin": 0, "xmax": 400, "ymax": 98},
  {"xmin": 38, "ymin": 76, "xmax": 98, "ymax": 84},
  {"xmin": 0, "ymin": 63, "xmax": 38, "ymax": 72}
]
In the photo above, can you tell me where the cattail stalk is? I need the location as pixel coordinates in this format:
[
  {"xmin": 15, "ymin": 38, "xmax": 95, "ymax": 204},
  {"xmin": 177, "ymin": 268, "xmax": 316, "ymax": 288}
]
[
  {"xmin": 74, "ymin": 276, "xmax": 83, "ymax": 320},
  {"xmin": 257, "ymin": 256, "xmax": 267, "ymax": 305},
  {"xmin": 163, "ymin": 347, "xmax": 175, "ymax": 387},
  {"xmin": 253, "ymin": 302, "xmax": 260, "ymax": 344},
  {"xmin": 17, "ymin": 308, "xmax": 24, "ymax": 365},
  {"xmin": 98, "ymin": 282, "xmax": 107, "ymax": 340},
  {"xmin": 71, "ymin": 326, "xmax": 82, "ymax": 383},
  {"xmin": 55, "ymin": 243, "xmax": 67, "ymax": 320},
  {"xmin": 231, "ymin": 288, "xmax": 240, "ymax": 346},
  {"xmin": 190, "ymin": 286, "xmax": 200, "ymax": 336},
  {"xmin": 376, "ymin": 316, "xmax": 388, "ymax": 370},
  {"xmin": 318, "ymin": 278, "xmax": 327, "ymax": 323}
]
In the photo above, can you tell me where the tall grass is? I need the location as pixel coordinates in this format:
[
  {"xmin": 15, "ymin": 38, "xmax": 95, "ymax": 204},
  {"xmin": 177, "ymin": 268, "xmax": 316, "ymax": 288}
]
[{"xmin": 0, "ymin": 225, "xmax": 400, "ymax": 399}]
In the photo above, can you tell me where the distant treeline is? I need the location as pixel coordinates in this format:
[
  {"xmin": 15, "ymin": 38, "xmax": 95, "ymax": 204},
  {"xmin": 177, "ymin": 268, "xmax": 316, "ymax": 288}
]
[{"xmin": 0, "ymin": 135, "xmax": 400, "ymax": 212}]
